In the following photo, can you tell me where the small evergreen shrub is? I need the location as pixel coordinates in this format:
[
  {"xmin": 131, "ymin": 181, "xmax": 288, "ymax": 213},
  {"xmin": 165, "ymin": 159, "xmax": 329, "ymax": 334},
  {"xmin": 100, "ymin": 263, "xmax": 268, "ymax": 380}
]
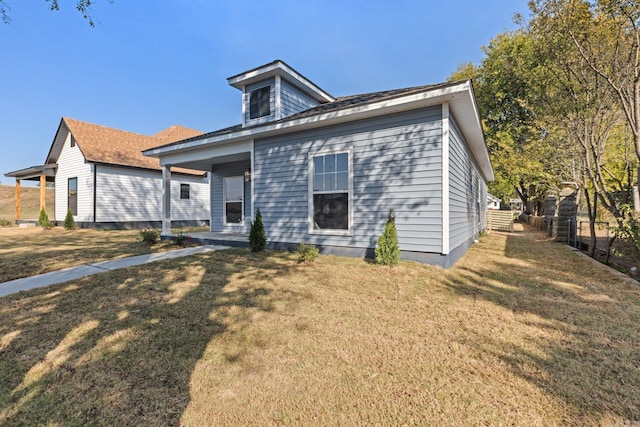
[
  {"xmin": 173, "ymin": 233, "xmax": 190, "ymax": 246},
  {"xmin": 249, "ymin": 208, "xmax": 266, "ymax": 252},
  {"xmin": 296, "ymin": 242, "xmax": 319, "ymax": 263},
  {"xmin": 0, "ymin": 219, "xmax": 12, "ymax": 227},
  {"xmin": 38, "ymin": 208, "xmax": 53, "ymax": 229},
  {"xmin": 138, "ymin": 228, "xmax": 159, "ymax": 244},
  {"xmin": 63, "ymin": 208, "xmax": 76, "ymax": 230},
  {"xmin": 375, "ymin": 208, "xmax": 400, "ymax": 266}
]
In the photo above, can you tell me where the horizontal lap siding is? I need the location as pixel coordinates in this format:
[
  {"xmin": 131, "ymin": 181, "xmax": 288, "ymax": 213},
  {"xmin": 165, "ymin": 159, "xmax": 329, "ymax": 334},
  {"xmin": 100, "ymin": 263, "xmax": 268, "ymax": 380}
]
[
  {"xmin": 280, "ymin": 80, "xmax": 319, "ymax": 117},
  {"xmin": 449, "ymin": 116, "xmax": 483, "ymax": 249},
  {"xmin": 254, "ymin": 106, "xmax": 443, "ymax": 253},
  {"xmin": 55, "ymin": 133, "xmax": 93, "ymax": 222},
  {"xmin": 210, "ymin": 161, "xmax": 251, "ymax": 232},
  {"xmin": 96, "ymin": 166, "xmax": 209, "ymax": 222}
]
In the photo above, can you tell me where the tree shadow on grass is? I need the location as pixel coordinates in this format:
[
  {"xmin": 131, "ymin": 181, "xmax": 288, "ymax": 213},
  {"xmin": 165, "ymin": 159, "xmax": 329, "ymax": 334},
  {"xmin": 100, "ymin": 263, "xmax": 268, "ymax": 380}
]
[
  {"xmin": 0, "ymin": 248, "xmax": 307, "ymax": 426},
  {"xmin": 445, "ymin": 227, "xmax": 640, "ymax": 423},
  {"xmin": 0, "ymin": 228, "xmax": 181, "ymax": 283}
]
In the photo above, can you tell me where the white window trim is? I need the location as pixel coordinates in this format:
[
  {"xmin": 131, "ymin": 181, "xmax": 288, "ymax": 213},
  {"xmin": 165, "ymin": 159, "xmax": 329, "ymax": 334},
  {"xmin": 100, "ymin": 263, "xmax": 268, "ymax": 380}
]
[
  {"xmin": 223, "ymin": 176, "xmax": 245, "ymax": 227},
  {"xmin": 308, "ymin": 148, "xmax": 353, "ymax": 236}
]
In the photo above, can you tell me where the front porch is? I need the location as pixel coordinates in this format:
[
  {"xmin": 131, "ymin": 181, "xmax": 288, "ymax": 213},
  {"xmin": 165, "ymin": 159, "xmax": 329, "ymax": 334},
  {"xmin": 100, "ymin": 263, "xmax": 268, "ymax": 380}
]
[
  {"xmin": 4, "ymin": 164, "xmax": 56, "ymax": 222},
  {"xmin": 166, "ymin": 231, "xmax": 249, "ymax": 248}
]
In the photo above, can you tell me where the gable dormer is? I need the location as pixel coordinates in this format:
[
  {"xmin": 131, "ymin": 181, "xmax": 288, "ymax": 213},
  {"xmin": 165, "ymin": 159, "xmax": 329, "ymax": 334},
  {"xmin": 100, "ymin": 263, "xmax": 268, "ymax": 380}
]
[{"xmin": 227, "ymin": 60, "xmax": 335, "ymax": 127}]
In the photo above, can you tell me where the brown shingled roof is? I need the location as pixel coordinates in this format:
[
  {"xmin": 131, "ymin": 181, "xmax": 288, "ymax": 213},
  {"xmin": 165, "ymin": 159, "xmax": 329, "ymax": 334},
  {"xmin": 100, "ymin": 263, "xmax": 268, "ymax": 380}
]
[
  {"xmin": 62, "ymin": 118, "xmax": 205, "ymax": 176},
  {"xmin": 152, "ymin": 125, "xmax": 203, "ymax": 143}
]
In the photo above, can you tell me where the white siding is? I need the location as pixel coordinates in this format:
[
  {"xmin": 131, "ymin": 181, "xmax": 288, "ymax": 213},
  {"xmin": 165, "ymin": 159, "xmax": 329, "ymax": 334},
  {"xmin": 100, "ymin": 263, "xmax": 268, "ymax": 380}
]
[
  {"xmin": 54, "ymin": 133, "xmax": 93, "ymax": 222},
  {"xmin": 96, "ymin": 166, "xmax": 209, "ymax": 222}
]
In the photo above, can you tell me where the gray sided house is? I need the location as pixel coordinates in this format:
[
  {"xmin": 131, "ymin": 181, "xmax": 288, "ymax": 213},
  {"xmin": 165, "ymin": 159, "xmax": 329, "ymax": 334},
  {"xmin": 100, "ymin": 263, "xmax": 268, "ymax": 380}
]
[{"xmin": 144, "ymin": 60, "xmax": 494, "ymax": 267}]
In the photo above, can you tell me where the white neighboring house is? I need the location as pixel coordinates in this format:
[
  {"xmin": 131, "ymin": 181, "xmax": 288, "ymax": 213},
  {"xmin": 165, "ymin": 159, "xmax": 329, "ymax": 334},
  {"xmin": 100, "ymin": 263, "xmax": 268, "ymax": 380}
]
[
  {"xmin": 487, "ymin": 193, "xmax": 501, "ymax": 210},
  {"xmin": 5, "ymin": 117, "xmax": 210, "ymax": 228}
]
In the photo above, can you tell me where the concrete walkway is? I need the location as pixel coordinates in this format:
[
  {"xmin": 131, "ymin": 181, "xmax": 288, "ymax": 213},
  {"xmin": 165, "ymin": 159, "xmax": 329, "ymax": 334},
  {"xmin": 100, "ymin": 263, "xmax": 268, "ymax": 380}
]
[{"xmin": 0, "ymin": 244, "xmax": 230, "ymax": 298}]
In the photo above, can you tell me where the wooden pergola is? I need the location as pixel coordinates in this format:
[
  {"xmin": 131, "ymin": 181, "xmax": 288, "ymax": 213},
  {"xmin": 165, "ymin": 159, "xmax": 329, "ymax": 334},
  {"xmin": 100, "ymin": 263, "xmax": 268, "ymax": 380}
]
[{"xmin": 4, "ymin": 165, "xmax": 56, "ymax": 221}]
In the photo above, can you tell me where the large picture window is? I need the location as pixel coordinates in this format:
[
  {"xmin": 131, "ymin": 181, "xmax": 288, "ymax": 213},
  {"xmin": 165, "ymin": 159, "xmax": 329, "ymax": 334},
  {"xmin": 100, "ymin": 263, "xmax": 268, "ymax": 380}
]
[
  {"xmin": 68, "ymin": 177, "xmax": 77, "ymax": 216},
  {"xmin": 224, "ymin": 176, "xmax": 244, "ymax": 224},
  {"xmin": 249, "ymin": 86, "xmax": 270, "ymax": 119},
  {"xmin": 311, "ymin": 152, "xmax": 350, "ymax": 231}
]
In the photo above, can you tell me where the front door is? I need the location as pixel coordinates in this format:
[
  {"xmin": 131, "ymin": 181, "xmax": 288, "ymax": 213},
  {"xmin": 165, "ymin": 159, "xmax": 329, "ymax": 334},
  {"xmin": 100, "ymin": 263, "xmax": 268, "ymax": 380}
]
[{"xmin": 223, "ymin": 176, "xmax": 244, "ymax": 225}]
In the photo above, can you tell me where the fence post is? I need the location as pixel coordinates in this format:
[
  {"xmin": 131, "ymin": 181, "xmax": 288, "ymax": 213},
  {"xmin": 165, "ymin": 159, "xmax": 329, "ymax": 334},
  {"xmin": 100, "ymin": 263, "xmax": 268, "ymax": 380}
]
[{"xmin": 555, "ymin": 182, "xmax": 578, "ymax": 243}]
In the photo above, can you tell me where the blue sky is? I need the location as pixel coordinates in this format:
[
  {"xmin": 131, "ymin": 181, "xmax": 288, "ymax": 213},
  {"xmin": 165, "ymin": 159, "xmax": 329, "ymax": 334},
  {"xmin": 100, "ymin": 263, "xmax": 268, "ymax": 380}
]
[{"xmin": 0, "ymin": 0, "xmax": 529, "ymax": 186}]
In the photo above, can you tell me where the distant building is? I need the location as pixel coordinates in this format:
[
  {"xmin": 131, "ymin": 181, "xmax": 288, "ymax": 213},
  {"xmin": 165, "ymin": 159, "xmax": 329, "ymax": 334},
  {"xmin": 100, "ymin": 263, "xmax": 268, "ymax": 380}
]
[
  {"xmin": 487, "ymin": 193, "xmax": 501, "ymax": 210},
  {"xmin": 5, "ymin": 118, "xmax": 210, "ymax": 228}
]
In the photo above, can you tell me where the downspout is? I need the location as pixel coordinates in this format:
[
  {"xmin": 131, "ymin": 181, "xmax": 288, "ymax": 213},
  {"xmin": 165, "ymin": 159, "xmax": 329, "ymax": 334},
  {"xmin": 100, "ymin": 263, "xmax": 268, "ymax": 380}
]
[
  {"xmin": 93, "ymin": 164, "xmax": 97, "ymax": 224},
  {"xmin": 441, "ymin": 102, "xmax": 450, "ymax": 255}
]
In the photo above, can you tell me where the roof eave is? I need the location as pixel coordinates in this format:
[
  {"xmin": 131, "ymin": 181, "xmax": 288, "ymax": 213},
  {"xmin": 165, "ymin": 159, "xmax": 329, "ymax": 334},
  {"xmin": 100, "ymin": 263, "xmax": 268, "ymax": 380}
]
[
  {"xmin": 4, "ymin": 164, "xmax": 57, "ymax": 180},
  {"xmin": 227, "ymin": 60, "xmax": 335, "ymax": 103},
  {"xmin": 145, "ymin": 80, "xmax": 494, "ymax": 181}
]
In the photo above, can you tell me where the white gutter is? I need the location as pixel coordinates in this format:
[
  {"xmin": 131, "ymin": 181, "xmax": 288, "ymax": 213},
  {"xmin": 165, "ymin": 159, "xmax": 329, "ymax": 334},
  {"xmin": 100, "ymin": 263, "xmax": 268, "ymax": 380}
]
[{"xmin": 144, "ymin": 81, "xmax": 494, "ymax": 182}]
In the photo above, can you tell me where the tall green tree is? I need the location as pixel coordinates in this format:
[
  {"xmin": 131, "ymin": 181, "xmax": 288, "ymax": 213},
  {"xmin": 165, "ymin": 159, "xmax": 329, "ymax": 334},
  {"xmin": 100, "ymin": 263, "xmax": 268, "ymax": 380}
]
[
  {"xmin": 449, "ymin": 31, "xmax": 557, "ymax": 212},
  {"xmin": 530, "ymin": 0, "xmax": 640, "ymax": 211},
  {"xmin": 529, "ymin": 0, "xmax": 640, "ymax": 250}
]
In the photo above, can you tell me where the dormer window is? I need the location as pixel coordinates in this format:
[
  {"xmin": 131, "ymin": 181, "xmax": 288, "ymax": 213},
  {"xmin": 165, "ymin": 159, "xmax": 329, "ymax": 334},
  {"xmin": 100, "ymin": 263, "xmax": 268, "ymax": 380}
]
[{"xmin": 249, "ymin": 86, "xmax": 270, "ymax": 119}]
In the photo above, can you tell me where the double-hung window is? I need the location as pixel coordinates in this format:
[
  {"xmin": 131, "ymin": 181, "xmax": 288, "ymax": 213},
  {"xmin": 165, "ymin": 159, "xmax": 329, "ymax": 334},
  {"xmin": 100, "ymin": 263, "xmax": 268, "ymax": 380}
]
[
  {"xmin": 310, "ymin": 151, "xmax": 351, "ymax": 232},
  {"xmin": 249, "ymin": 86, "xmax": 270, "ymax": 119},
  {"xmin": 224, "ymin": 176, "xmax": 244, "ymax": 224},
  {"xmin": 180, "ymin": 183, "xmax": 190, "ymax": 200}
]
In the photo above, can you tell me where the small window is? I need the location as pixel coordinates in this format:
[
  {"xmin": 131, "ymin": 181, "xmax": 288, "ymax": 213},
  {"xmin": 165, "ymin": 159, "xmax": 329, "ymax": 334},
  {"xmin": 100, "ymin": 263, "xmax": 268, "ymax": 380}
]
[
  {"xmin": 70, "ymin": 137, "xmax": 76, "ymax": 147},
  {"xmin": 68, "ymin": 177, "xmax": 77, "ymax": 216},
  {"xmin": 180, "ymin": 183, "xmax": 190, "ymax": 200},
  {"xmin": 311, "ymin": 152, "xmax": 350, "ymax": 231},
  {"xmin": 249, "ymin": 86, "xmax": 270, "ymax": 119},
  {"xmin": 224, "ymin": 176, "xmax": 244, "ymax": 224}
]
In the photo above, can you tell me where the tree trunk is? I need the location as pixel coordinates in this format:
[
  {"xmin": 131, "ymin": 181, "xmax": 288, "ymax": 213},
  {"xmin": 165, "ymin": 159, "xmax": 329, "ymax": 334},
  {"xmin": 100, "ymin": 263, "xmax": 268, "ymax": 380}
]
[{"xmin": 634, "ymin": 166, "xmax": 640, "ymax": 212}]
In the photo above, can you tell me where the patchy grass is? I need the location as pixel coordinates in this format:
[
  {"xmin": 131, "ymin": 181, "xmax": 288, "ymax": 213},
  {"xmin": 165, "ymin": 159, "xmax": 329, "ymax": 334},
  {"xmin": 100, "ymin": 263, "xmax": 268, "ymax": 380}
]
[
  {"xmin": 0, "ymin": 184, "xmax": 55, "ymax": 222},
  {"xmin": 0, "ymin": 226, "xmax": 205, "ymax": 283},
  {"xmin": 0, "ymin": 225, "xmax": 638, "ymax": 425}
]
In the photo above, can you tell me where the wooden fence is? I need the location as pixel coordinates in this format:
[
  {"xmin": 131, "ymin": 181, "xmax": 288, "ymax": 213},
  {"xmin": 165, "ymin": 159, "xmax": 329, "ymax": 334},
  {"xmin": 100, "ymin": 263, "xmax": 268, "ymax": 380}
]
[{"xmin": 487, "ymin": 210, "xmax": 515, "ymax": 232}]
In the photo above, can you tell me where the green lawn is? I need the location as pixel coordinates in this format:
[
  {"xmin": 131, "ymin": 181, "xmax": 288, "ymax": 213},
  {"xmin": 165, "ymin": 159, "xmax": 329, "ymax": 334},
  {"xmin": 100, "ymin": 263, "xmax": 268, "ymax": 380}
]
[{"xmin": 0, "ymin": 225, "xmax": 638, "ymax": 425}]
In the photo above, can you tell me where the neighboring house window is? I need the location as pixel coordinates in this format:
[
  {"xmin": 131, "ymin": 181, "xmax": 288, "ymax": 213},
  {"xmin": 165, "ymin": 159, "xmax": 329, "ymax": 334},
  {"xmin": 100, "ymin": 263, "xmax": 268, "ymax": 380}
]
[
  {"xmin": 70, "ymin": 136, "xmax": 76, "ymax": 147},
  {"xmin": 311, "ymin": 151, "xmax": 350, "ymax": 231},
  {"xmin": 180, "ymin": 183, "xmax": 190, "ymax": 200},
  {"xmin": 68, "ymin": 177, "xmax": 77, "ymax": 216},
  {"xmin": 249, "ymin": 86, "xmax": 270, "ymax": 119},
  {"xmin": 224, "ymin": 176, "xmax": 244, "ymax": 224}
]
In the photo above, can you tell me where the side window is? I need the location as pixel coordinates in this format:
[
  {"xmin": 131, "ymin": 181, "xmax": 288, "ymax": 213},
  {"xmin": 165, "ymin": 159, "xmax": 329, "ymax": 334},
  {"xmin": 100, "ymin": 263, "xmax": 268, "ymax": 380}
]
[
  {"xmin": 180, "ymin": 183, "xmax": 190, "ymax": 200},
  {"xmin": 311, "ymin": 152, "xmax": 350, "ymax": 231},
  {"xmin": 68, "ymin": 177, "xmax": 77, "ymax": 216},
  {"xmin": 249, "ymin": 86, "xmax": 270, "ymax": 119}
]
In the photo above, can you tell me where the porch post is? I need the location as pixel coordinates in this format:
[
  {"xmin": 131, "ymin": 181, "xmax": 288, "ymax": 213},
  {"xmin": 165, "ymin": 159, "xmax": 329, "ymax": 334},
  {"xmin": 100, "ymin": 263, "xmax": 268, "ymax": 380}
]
[
  {"xmin": 40, "ymin": 175, "xmax": 46, "ymax": 212},
  {"xmin": 162, "ymin": 165, "xmax": 172, "ymax": 236},
  {"xmin": 15, "ymin": 179, "xmax": 21, "ymax": 221}
]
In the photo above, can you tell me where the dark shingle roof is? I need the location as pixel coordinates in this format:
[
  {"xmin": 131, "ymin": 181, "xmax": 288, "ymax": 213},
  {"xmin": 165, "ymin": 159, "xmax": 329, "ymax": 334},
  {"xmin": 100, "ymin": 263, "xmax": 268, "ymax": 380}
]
[{"xmin": 148, "ymin": 82, "xmax": 456, "ymax": 150}]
